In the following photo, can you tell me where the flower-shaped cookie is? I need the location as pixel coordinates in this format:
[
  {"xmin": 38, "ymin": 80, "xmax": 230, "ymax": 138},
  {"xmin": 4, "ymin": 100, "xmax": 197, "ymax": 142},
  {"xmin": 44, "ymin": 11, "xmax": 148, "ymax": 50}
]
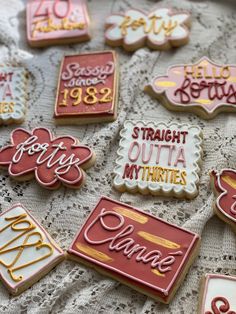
[
  {"xmin": 0, "ymin": 128, "xmax": 95, "ymax": 189},
  {"xmin": 105, "ymin": 8, "xmax": 191, "ymax": 51}
]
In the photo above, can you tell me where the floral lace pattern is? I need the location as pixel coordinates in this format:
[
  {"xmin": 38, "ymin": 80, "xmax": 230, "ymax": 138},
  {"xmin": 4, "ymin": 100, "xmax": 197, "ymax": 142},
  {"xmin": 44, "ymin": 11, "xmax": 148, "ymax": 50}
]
[{"xmin": 0, "ymin": 0, "xmax": 235, "ymax": 313}]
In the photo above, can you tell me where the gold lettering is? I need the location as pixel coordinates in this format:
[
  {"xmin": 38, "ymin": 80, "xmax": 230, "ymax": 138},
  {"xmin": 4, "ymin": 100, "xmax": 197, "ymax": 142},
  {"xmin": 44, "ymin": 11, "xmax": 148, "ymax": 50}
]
[
  {"xmin": 119, "ymin": 15, "xmax": 178, "ymax": 37},
  {"xmin": 137, "ymin": 165, "xmax": 187, "ymax": 185},
  {"xmin": 32, "ymin": 18, "xmax": 86, "ymax": 38},
  {"xmin": 0, "ymin": 213, "xmax": 53, "ymax": 282}
]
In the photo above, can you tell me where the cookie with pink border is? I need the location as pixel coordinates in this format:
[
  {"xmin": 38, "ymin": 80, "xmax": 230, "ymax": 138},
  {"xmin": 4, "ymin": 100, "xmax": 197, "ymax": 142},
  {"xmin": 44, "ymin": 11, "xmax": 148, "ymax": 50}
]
[
  {"xmin": 145, "ymin": 57, "xmax": 236, "ymax": 119},
  {"xmin": 68, "ymin": 196, "xmax": 200, "ymax": 304},
  {"xmin": 26, "ymin": 0, "xmax": 91, "ymax": 47},
  {"xmin": 105, "ymin": 7, "xmax": 191, "ymax": 51},
  {"xmin": 210, "ymin": 169, "xmax": 236, "ymax": 234},
  {"xmin": 198, "ymin": 274, "xmax": 236, "ymax": 314},
  {"xmin": 54, "ymin": 51, "xmax": 119, "ymax": 125},
  {"xmin": 0, "ymin": 127, "xmax": 95, "ymax": 189},
  {"xmin": 113, "ymin": 120, "xmax": 203, "ymax": 199},
  {"xmin": 0, "ymin": 203, "xmax": 64, "ymax": 295}
]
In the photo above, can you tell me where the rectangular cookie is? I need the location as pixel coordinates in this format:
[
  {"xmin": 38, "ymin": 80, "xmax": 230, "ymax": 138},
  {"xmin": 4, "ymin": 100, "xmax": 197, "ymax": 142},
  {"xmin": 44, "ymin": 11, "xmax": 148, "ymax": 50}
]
[
  {"xmin": 198, "ymin": 274, "xmax": 236, "ymax": 313},
  {"xmin": 113, "ymin": 120, "xmax": 203, "ymax": 199},
  {"xmin": 0, "ymin": 66, "xmax": 27, "ymax": 125},
  {"xmin": 27, "ymin": 0, "xmax": 91, "ymax": 47},
  {"xmin": 54, "ymin": 51, "xmax": 119, "ymax": 125},
  {"xmin": 68, "ymin": 196, "xmax": 200, "ymax": 304},
  {"xmin": 0, "ymin": 203, "xmax": 65, "ymax": 295}
]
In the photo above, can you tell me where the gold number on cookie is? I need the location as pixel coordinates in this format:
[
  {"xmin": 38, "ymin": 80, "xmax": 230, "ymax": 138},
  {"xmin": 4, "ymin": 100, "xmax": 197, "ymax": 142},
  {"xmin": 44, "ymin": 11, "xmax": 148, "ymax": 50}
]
[
  {"xmin": 70, "ymin": 88, "xmax": 82, "ymax": 106},
  {"xmin": 59, "ymin": 89, "xmax": 69, "ymax": 106},
  {"xmin": 99, "ymin": 88, "xmax": 113, "ymax": 103},
  {"xmin": 84, "ymin": 87, "xmax": 98, "ymax": 105},
  {"xmin": 53, "ymin": 0, "xmax": 71, "ymax": 18},
  {"xmin": 58, "ymin": 87, "xmax": 113, "ymax": 107}
]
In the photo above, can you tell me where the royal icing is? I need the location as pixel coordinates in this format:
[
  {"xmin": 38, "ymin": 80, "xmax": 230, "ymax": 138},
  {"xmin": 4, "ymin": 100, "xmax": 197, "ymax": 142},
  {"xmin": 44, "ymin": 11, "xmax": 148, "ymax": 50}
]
[
  {"xmin": 68, "ymin": 196, "xmax": 200, "ymax": 303},
  {"xmin": 211, "ymin": 169, "xmax": 236, "ymax": 226},
  {"xmin": 105, "ymin": 8, "xmax": 191, "ymax": 51},
  {"xmin": 0, "ymin": 204, "xmax": 64, "ymax": 295},
  {"xmin": 200, "ymin": 274, "xmax": 236, "ymax": 314},
  {"xmin": 54, "ymin": 51, "xmax": 118, "ymax": 124},
  {"xmin": 0, "ymin": 127, "xmax": 94, "ymax": 189},
  {"xmin": 113, "ymin": 120, "xmax": 202, "ymax": 198},
  {"xmin": 0, "ymin": 66, "xmax": 27, "ymax": 124},
  {"xmin": 27, "ymin": 0, "xmax": 90, "ymax": 46},
  {"xmin": 145, "ymin": 57, "xmax": 236, "ymax": 119}
]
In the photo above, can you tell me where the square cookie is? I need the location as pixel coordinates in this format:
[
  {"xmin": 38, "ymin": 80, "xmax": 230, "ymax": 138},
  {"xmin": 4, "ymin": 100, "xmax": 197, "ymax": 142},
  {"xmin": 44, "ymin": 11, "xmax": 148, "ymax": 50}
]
[
  {"xmin": 68, "ymin": 196, "xmax": 200, "ymax": 304},
  {"xmin": 198, "ymin": 274, "xmax": 236, "ymax": 313},
  {"xmin": 113, "ymin": 120, "xmax": 203, "ymax": 199},
  {"xmin": 54, "ymin": 51, "xmax": 119, "ymax": 124},
  {"xmin": 0, "ymin": 66, "xmax": 27, "ymax": 125},
  {"xmin": 27, "ymin": 0, "xmax": 90, "ymax": 47},
  {"xmin": 0, "ymin": 204, "xmax": 64, "ymax": 295}
]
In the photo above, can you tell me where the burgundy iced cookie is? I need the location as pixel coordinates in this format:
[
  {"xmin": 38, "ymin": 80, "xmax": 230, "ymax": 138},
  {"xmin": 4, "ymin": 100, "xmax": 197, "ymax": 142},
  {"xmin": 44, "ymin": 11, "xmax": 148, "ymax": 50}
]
[{"xmin": 54, "ymin": 51, "xmax": 119, "ymax": 125}]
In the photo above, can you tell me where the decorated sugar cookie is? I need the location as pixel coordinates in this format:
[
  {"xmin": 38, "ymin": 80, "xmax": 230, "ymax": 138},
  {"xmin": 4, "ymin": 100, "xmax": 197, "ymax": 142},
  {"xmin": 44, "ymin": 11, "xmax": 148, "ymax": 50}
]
[
  {"xmin": 210, "ymin": 169, "xmax": 236, "ymax": 233},
  {"xmin": 145, "ymin": 57, "xmax": 236, "ymax": 119},
  {"xmin": 113, "ymin": 120, "xmax": 203, "ymax": 199},
  {"xmin": 198, "ymin": 274, "xmax": 236, "ymax": 314},
  {"xmin": 105, "ymin": 7, "xmax": 191, "ymax": 51},
  {"xmin": 54, "ymin": 51, "xmax": 119, "ymax": 125},
  {"xmin": 0, "ymin": 203, "xmax": 64, "ymax": 295},
  {"xmin": 0, "ymin": 66, "xmax": 27, "ymax": 125},
  {"xmin": 68, "ymin": 196, "xmax": 200, "ymax": 304},
  {"xmin": 27, "ymin": 0, "xmax": 91, "ymax": 47},
  {"xmin": 0, "ymin": 127, "xmax": 95, "ymax": 189}
]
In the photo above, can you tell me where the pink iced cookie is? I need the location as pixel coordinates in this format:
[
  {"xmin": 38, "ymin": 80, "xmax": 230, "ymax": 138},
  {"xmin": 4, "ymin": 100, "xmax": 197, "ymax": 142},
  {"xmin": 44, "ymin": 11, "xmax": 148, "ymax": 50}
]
[
  {"xmin": 26, "ymin": 0, "xmax": 91, "ymax": 47},
  {"xmin": 105, "ymin": 7, "xmax": 191, "ymax": 51},
  {"xmin": 0, "ymin": 127, "xmax": 95, "ymax": 189},
  {"xmin": 145, "ymin": 57, "xmax": 236, "ymax": 119}
]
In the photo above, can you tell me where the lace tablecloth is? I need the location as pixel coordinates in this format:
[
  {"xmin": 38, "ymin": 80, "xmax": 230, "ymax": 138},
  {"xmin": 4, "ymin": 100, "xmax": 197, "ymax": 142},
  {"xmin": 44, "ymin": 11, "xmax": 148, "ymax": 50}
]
[{"xmin": 0, "ymin": 0, "xmax": 235, "ymax": 313}]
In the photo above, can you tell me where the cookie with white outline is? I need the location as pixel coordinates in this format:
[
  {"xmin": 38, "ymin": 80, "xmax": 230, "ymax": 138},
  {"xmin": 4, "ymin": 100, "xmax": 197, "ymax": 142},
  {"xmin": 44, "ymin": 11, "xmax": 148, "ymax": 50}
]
[
  {"xmin": 0, "ymin": 127, "xmax": 95, "ymax": 190},
  {"xmin": 105, "ymin": 7, "xmax": 191, "ymax": 51}
]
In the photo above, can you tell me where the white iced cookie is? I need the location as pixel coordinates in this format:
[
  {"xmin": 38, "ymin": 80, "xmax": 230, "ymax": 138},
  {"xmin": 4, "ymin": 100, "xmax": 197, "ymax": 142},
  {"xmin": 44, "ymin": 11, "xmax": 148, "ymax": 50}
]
[
  {"xmin": 0, "ymin": 66, "xmax": 27, "ymax": 125},
  {"xmin": 113, "ymin": 120, "xmax": 203, "ymax": 199},
  {"xmin": 0, "ymin": 204, "xmax": 64, "ymax": 295},
  {"xmin": 105, "ymin": 7, "xmax": 191, "ymax": 51},
  {"xmin": 198, "ymin": 274, "xmax": 236, "ymax": 314}
]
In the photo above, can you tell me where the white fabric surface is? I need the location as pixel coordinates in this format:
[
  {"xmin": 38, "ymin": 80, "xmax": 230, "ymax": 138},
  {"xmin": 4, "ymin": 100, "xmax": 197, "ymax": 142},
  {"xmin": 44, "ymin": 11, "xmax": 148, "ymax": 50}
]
[{"xmin": 0, "ymin": 0, "xmax": 235, "ymax": 313}]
